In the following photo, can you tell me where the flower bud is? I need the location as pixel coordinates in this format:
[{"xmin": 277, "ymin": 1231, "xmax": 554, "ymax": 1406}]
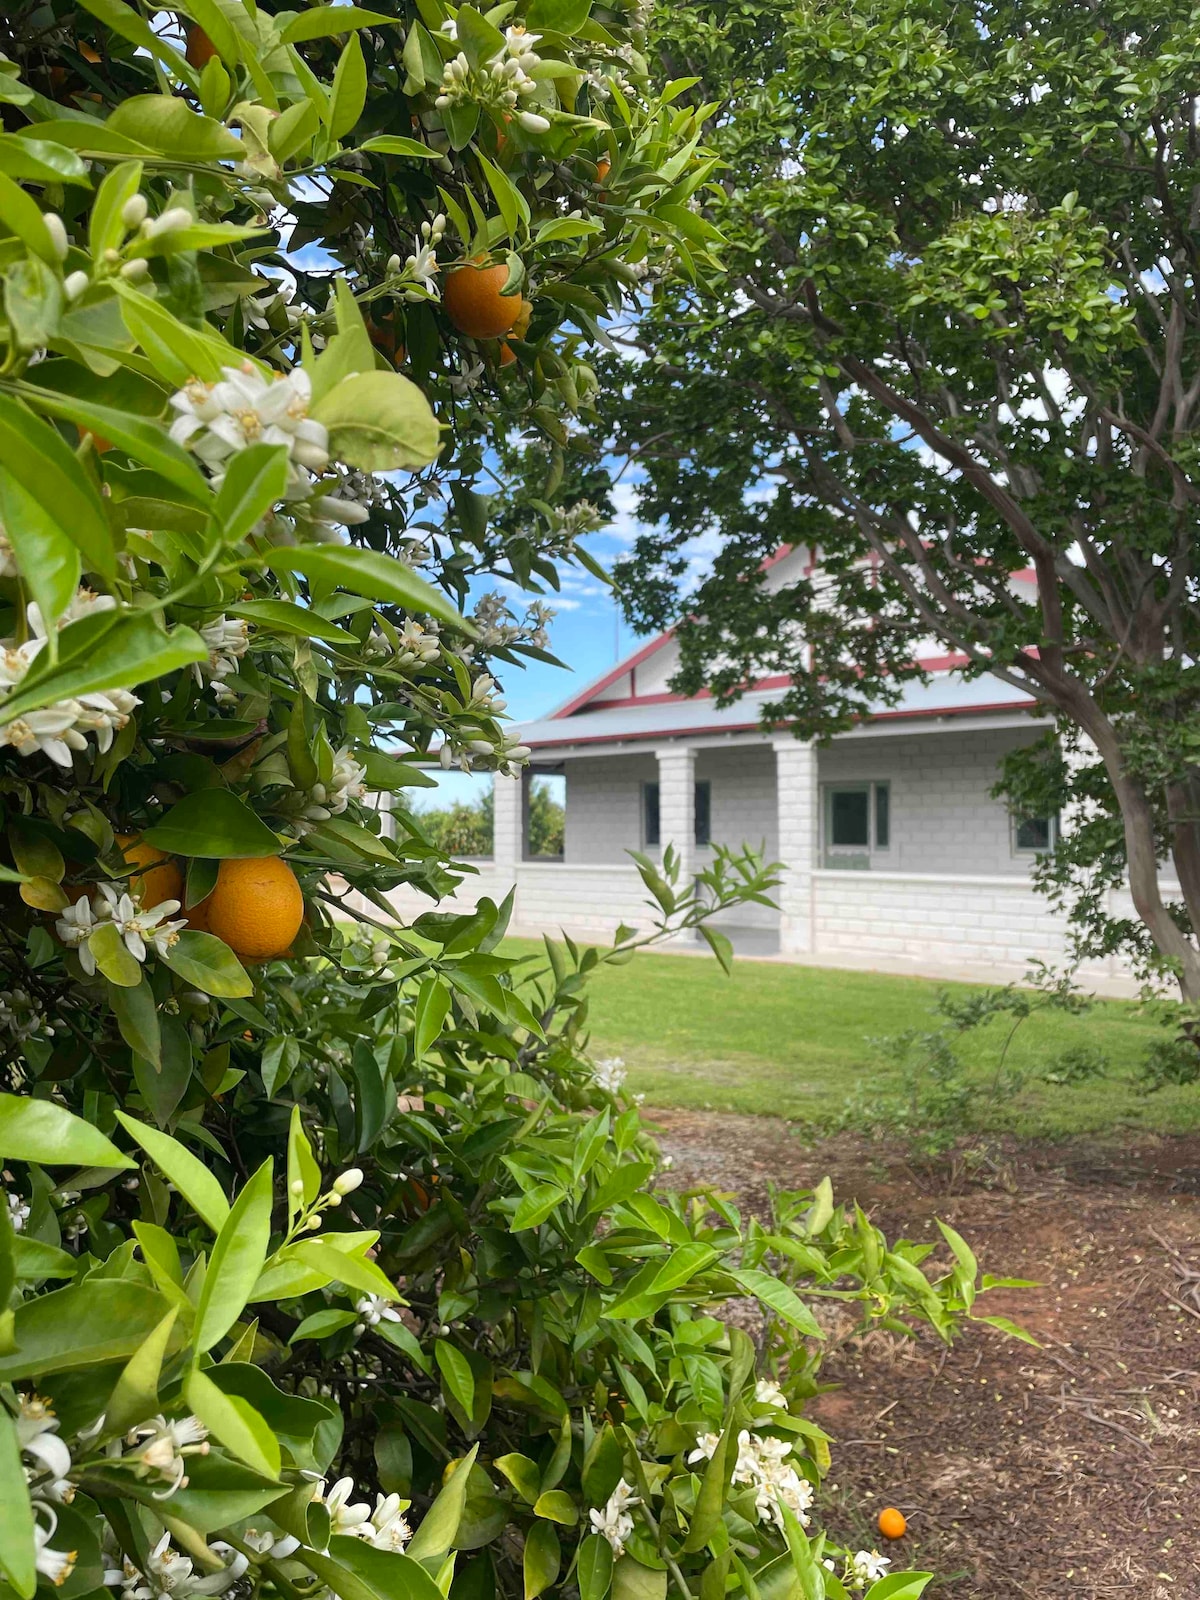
[
  {"xmin": 386, "ymin": 253, "xmax": 402, "ymax": 274},
  {"xmin": 305, "ymin": 1213, "xmax": 323, "ymax": 1230},
  {"xmin": 43, "ymin": 213, "xmax": 69, "ymax": 261},
  {"xmin": 333, "ymin": 1166, "xmax": 364, "ymax": 1195},
  {"xmin": 518, "ymin": 111, "xmax": 551, "ymax": 133},
  {"xmin": 119, "ymin": 257, "xmax": 150, "ymax": 281},
  {"xmin": 63, "ymin": 270, "xmax": 89, "ymax": 302},
  {"xmin": 290, "ymin": 1176, "xmax": 305, "ymax": 1197},
  {"xmin": 121, "ymin": 194, "xmax": 149, "ymax": 229}
]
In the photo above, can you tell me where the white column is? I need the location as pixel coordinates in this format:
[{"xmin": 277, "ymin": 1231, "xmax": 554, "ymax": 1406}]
[
  {"xmin": 493, "ymin": 772, "xmax": 525, "ymax": 883},
  {"xmin": 656, "ymin": 746, "xmax": 696, "ymax": 888},
  {"xmin": 773, "ymin": 735, "xmax": 818, "ymax": 955}
]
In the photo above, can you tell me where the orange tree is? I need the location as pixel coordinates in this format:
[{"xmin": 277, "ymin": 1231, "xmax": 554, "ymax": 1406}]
[{"xmin": 0, "ymin": 6, "xmax": 1012, "ymax": 1598}]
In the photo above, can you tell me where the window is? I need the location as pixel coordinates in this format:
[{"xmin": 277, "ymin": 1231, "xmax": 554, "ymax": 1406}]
[
  {"xmin": 1014, "ymin": 813, "xmax": 1058, "ymax": 854},
  {"xmin": 643, "ymin": 782, "xmax": 660, "ymax": 847},
  {"xmin": 643, "ymin": 780, "xmax": 712, "ymax": 847},
  {"xmin": 823, "ymin": 782, "xmax": 890, "ymax": 864},
  {"xmin": 694, "ymin": 780, "xmax": 711, "ymax": 847}
]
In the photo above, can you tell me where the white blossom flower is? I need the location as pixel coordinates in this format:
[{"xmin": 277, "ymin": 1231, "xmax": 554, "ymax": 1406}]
[
  {"xmin": 33, "ymin": 1505, "xmax": 76, "ymax": 1588},
  {"xmin": 406, "ymin": 213, "xmax": 446, "ymax": 294},
  {"xmin": 687, "ymin": 1432, "xmax": 720, "ymax": 1464},
  {"xmin": 7, "ymin": 1187, "xmax": 30, "ymax": 1230},
  {"xmin": 395, "ymin": 619, "xmax": 441, "ymax": 668},
  {"xmin": 119, "ymin": 1532, "xmax": 247, "ymax": 1599},
  {"xmin": 192, "ymin": 616, "xmax": 250, "ymax": 693},
  {"xmin": 850, "ymin": 1550, "xmax": 891, "ymax": 1588},
  {"xmin": 593, "ymin": 1057, "xmax": 627, "ymax": 1094},
  {"xmin": 126, "ymin": 1414, "xmax": 209, "ymax": 1498},
  {"xmin": 94, "ymin": 883, "xmax": 185, "ymax": 966},
  {"xmin": 169, "ymin": 363, "xmax": 330, "ymax": 480},
  {"xmin": 56, "ymin": 897, "xmax": 99, "ymax": 972},
  {"xmin": 728, "ymin": 1431, "xmax": 814, "ymax": 1531},
  {"xmin": 589, "ymin": 1478, "xmax": 639, "ymax": 1556},
  {"xmin": 755, "ymin": 1378, "xmax": 787, "ymax": 1410},
  {"xmin": 17, "ymin": 1393, "xmax": 74, "ymax": 1504},
  {"xmin": 315, "ymin": 1475, "xmax": 374, "ymax": 1537},
  {"xmin": 0, "ymin": 703, "xmax": 86, "ymax": 768},
  {"xmin": 367, "ymin": 1492, "xmax": 413, "ymax": 1551},
  {"xmin": 243, "ymin": 1529, "xmax": 301, "ymax": 1558},
  {"xmin": 355, "ymin": 1293, "xmax": 402, "ymax": 1332}
]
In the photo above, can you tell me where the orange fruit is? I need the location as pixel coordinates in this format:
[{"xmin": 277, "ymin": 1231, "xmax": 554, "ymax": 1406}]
[
  {"xmin": 80, "ymin": 42, "xmax": 102, "ymax": 63},
  {"xmin": 877, "ymin": 1507, "xmax": 907, "ymax": 1540},
  {"xmin": 443, "ymin": 260, "xmax": 520, "ymax": 340},
  {"xmin": 205, "ymin": 856, "xmax": 303, "ymax": 962},
  {"xmin": 115, "ymin": 834, "xmax": 184, "ymax": 909},
  {"xmin": 499, "ymin": 342, "xmax": 517, "ymax": 367},
  {"xmin": 596, "ymin": 156, "xmax": 611, "ymax": 185},
  {"xmin": 186, "ymin": 26, "xmax": 218, "ymax": 68},
  {"xmin": 184, "ymin": 893, "xmax": 213, "ymax": 933}
]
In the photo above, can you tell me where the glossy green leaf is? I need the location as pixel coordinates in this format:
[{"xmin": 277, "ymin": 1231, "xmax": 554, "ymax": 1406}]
[
  {"xmin": 144, "ymin": 791, "xmax": 281, "ymax": 859},
  {"xmin": 109, "ymin": 973, "xmax": 162, "ymax": 1069},
  {"xmin": 285, "ymin": 1237, "xmax": 400, "ymax": 1301},
  {"xmin": 185, "ymin": 1365, "xmax": 281, "ymax": 1478},
  {"xmin": 0, "ymin": 134, "xmax": 89, "ymax": 187},
  {"xmin": 358, "ymin": 135, "xmax": 441, "ymax": 158},
  {"xmin": 309, "ymin": 369, "xmax": 441, "ymax": 472},
  {"xmin": 523, "ymin": 1518, "xmax": 560, "ymax": 1600},
  {"xmin": 730, "ymin": 1270, "xmax": 824, "ymax": 1339},
  {"xmin": 306, "ymin": 1540, "xmax": 446, "ymax": 1600},
  {"xmin": 267, "ymin": 544, "xmax": 462, "ymax": 628},
  {"xmin": 107, "ymin": 95, "xmax": 242, "ymax": 160},
  {"xmin": 329, "ymin": 33, "xmax": 368, "ymax": 140},
  {"xmin": 116, "ymin": 1112, "xmax": 231, "ymax": 1231},
  {"xmin": 194, "ymin": 1158, "xmax": 273, "ymax": 1353},
  {"xmin": 106, "ymin": 1307, "xmax": 179, "ymax": 1434},
  {"xmin": 159, "ymin": 931, "xmax": 254, "ymax": 997},
  {"xmin": 0, "ymin": 1092, "xmax": 132, "ymax": 1168},
  {"xmin": 0, "ymin": 468, "xmax": 80, "ymax": 635},
  {"xmin": 0, "ymin": 1409, "xmax": 35, "ymax": 1597},
  {"xmin": 23, "ymin": 384, "xmax": 208, "ymax": 502},
  {"xmin": 406, "ymin": 1445, "xmax": 479, "ymax": 1561},
  {"xmin": 0, "ymin": 393, "xmax": 113, "ymax": 579},
  {"xmin": 577, "ymin": 1535, "xmax": 614, "ymax": 1600},
  {"xmin": 0, "ymin": 613, "xmax": 206, "ymax": 725},
  {"xmin": 213, "ymin": 441, "xmax": 291, "ymax": 544},
  {"xmin": 229, "ymin": 599, "xmax": 357, "ymax": 646},
  {"xmin": 0, "ymin": 1279, "xmax": 172, "ymax": 1379}
]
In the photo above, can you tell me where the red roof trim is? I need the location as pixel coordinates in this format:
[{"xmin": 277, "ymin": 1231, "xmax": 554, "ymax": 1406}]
[
  {"xmin": 525, "ymin": 696, "xmax": 1038, "ymax": 750},
  {"xmin": 550, "ymin": 628, "xmax": 675, "ymax": 719}
]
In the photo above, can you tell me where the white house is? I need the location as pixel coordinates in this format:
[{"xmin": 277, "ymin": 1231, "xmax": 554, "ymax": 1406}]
[{"xmin": 388, "ymin": 549, "xmax": 1155, "ymax": 993}]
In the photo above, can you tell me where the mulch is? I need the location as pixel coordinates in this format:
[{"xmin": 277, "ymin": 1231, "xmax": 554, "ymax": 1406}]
[{"xmin": 651, "ymin": 1107, "xmax": 1200, "ymax": 1599}]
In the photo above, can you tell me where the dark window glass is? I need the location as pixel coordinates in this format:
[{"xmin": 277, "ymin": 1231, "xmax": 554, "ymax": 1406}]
[
  {"xmin": 644, "ymin": 782, "xmax": 660, "ymax": 847},
  {"xmin": 694, "ymin": 780, "xmax": 711, "ymax": 846},
  {"xmin": 1016, "ymin": 815, "xmax": 1053, "ymax": 851},
  {"xmin": 830, "ymin": 788, "xmax": 870, "ymax": 847},
  {"xmin": 874, "ymin": 784, "xmax": 890, "ymax": 849}
]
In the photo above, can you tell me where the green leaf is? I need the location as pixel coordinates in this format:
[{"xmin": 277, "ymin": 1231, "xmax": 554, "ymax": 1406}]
[
  {"xmin": 358, "ymin": 135, "xmax": 441, "ymax": 158},
  {"xmin": 284, "ymin": 1237, "xmax": 400, "ymax": 1301},
  {"xmin": 0, "ymin": 1092, "xmax": 132, "ymax": 1167},
  {"xmin": 0, "ymin": 134, "xmax": 90, "ymax": 187},
  {"xmin": 106, "ymin": 1307, "xmax": 179, "ymax": 1434},
  {"xmin": 730, "ymin": 1270, "xmax": 824, "ymax": 1339},
  {"xmin": 89, "ymin": 160, "xmax": 144, "ymax": 264},
  {"xmin": 5, "ymin": 255, "xmax": 63, "ymax": 350},
  {"xmin": 281, "ymin": 6, "xmax": 398, "ymax": 43},
  {"xmin": 116, "ymin": 280, "xmax": 239, "ymax": 385},
  {"xmin": 414, "ymin": 977, "xmax": 451, "ymax": 1058},
  {"xmin": 494, "ymin": 1453, "xmax": 541, "ymax": 1504},
  {"xmin": 229, "ymin": 600, "xmax": 357, "ymax": 646},
  {"xmin": 533, "ymin": 1490, "xmax": 578, "ymax": 1526},
  {"xmin": 435, "ymin": 1339, "xmax": 475, "ymax": 1418},
  {"xmin": 113, "ymin": 973, "xmax": 163, "ymax": 1072},
  {"xmin": 0, "ymin": 468, "xmax": 81, "ymax": 635},
  {"xmin": 527, "ymin": 0, "xmax": 593, "ymax": 33},
  {"xmin": 698, "ymin": 923, "xmax": 733, "ymax": 976},
  {"xmin": 159, "ymin": 931, "xmax": 254, "ymax": 998},
  {"xmin": 144, "ymin": 791, "xmax": 282, "ymax": 859},
  {"xmin": 455, "ymin": 5, "xmax": 507, "ymax": 70},
  {"xmin": 11, "ymin": 1236, "xmax": 75, "ymax": 1282},
  {"xmin": 267, "ymin": 544, "xmax": 463, "ymax": 629},
  {"xmin": 194, "ymin": 1158, "xmax": 273, "ymax": 1352},
  {"xmin": 287, "ymin": 1103, "xmax": 321, "ymax": 1213},
  {"xmin": 578, "ymin": 1537, "xmax": 614, "ymax": 1600},
  {"xmin": 116, "ymin": 1112, "xmax": 231, "ymax": 1232},
  {"xmin": 683, "ymin": 1425, "xmax": 730, "ymax": 1552},
  {"xmin": 971, "ymin": 1313, "xmax": 1041, "ymax": 1347},
  {"xmin": 310, "ymin": 369, "xmax": 441, "ymax": 472},
  {"xmin": 0, "ymin": 1278, "xmax": 173, "ymax": 1379},
  {"xmin": 523, "ymin": 1519, "xmax": 560, "ymax": 1600},
  {"xmin": 406, "ymin": 1445, "xmax": 478, "ymax": 1560},
  {"xmin": 0, "ymin": 170, "xmax": 58, "ymax": 264},
  {"xmin": 863, "ymin": 1577, "xmax": 934, "ymax": 1600},
  {"xmin": 0, "ymin": 394, "xmax": 113, "ymax": 579},
  {"xmin": 290, "ymin": 1308, "xmax": 357, "ymax": 1343},
  {"xmin": 612, "ymin": 1559, "xmax": 667, "ymax": 1600},
  {"xmin": 0, "ymin": 612, "xmax": 206, "ymax": 725},
  {"xmin": 329, "ymin": 33, "xmax": 368, "ymax": 140},
  {"xmin": 185, "ymin": 1365, "xmax": 281, "ymax": 1478},
  {"xmin": 180, "ymin": 0, "xmax": 243, "ymax": 62},
  {"xmin": 24, "ymin": 384, "xmax": 209, "ymax": 503},
  {"xmin": 88, "ymin": 919, "xmax": 142, "ymax": 987},
  {"xmin": 107, "ymin": 96, "xmax": 242, "ymax": 161},
  {"xmin": 306, "ymin": 1540, "xmax": 447, "ymax": 1600},
  {"xmin": 72, "ymin": 0, "xmax": 194, "ymax": 78},
  {"xmin": 213, "ymin": 441, "xmax": 290, "ymax": 544},
  {"xmin": 0, "ymin": 1408, "xmax": 35, "ymax": 1598}
]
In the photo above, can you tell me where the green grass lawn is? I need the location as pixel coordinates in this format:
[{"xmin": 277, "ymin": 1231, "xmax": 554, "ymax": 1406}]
[{"xmin": 503, "ymin": 939, "xmax": 1200, "ymax": 1139}]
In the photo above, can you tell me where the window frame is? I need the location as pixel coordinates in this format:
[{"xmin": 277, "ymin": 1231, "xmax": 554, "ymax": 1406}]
[
  {"xmin": 642, "ymin": 781, "xmax": 661, "ymax": 848},
  {"xmin": 1012, "ymin": 812, "xmax": 1059, "ymax": 856},
  {"xmin": 821, "ymin": 780, "xmax": 891, "ymax": 863},
  {"xmin": 694, "ymin": 779, "xmax": 712, "ymax": 847}
]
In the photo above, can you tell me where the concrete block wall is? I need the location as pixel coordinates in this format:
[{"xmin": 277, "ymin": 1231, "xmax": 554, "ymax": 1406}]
[
  {"xmin": 562, "ymin": 753, "xmax": 657, "ymax": 863},
  {"xmin": 818, "ymin": 726, "xmax": 1045, "ymax": 877}
]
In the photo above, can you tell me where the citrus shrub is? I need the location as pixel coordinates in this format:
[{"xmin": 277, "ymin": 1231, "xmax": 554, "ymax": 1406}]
[{"xmin": 0, "ymin": 5, "xmax": 1007, "ymax": 1599}]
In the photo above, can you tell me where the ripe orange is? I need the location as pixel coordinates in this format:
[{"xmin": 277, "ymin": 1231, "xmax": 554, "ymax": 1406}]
[
  {"xmin": 80, "ymin": 42, "xmax": 102, "ymax": 64},
  {"xmin": 877, "ymin": 1507, "xmax": 907, "ymax": 1540},
  {"xmin": 184, "ymin": 893, "xmax": 213, "ymax": 933},
  {"xmin": 205, "ymin": 856, "xmax": 303, "ymax": 962},
  {"xmin": 186, "ymin": 26, "xmax": 217, "ymax": 68},
  {"xmin": 443, "ymin": 260, "xmax": 521, "ymax": 340},
  {"xmin": 499, "ymin": 342, "xmax": 517, "ymax": 367},
  {"xmin": 596, "ymin": 155, "xmax": 611, "ymax": 185},
  {"xmin": 115, "ymin": 834, "xmax": 184, "ymax": 909}
]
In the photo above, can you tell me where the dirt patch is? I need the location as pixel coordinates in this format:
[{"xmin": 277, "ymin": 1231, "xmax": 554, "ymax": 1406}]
[{"xmin": 651, "ymin": 1107, "xmax": 1200, "ymax": 1599}]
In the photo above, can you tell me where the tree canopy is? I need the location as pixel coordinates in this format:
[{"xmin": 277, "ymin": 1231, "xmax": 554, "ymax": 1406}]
[{"xmin": 590, "ymin": 0, "xmax": 1200, "ymax": 998}]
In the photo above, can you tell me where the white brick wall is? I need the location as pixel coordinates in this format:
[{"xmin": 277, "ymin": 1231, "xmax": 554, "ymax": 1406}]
[
  {"xmin": 563, "ymin": 753, "xmax": 657, "ymax": 862},
  {"xmin": 818, "ymin": 726, "xmax": 1044, "ymax": 876}
]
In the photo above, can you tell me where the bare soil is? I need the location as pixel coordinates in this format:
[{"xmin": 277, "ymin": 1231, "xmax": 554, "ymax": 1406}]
[{"xmin": 651, "ymin": 1107, "xmax": 1200, "ymax": 1599}]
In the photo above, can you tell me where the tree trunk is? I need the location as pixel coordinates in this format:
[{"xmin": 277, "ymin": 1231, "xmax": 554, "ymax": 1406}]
[
  {"xmin": 1110, "ymin": 766, "xmax": 1200, "ymax": 1000},
  {"xmin": 1166, "ymin": 778, "xmax": 1200, "ymax": 954}
]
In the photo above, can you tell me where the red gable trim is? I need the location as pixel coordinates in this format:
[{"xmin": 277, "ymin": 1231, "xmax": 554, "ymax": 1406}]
[
  {"xmin": 525, "ymin": 696, "xmax": 1038, "ymax": 750},
  {"xmin": 550, "ymin": 627, "xmax": 675, "ymax": 719}
]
